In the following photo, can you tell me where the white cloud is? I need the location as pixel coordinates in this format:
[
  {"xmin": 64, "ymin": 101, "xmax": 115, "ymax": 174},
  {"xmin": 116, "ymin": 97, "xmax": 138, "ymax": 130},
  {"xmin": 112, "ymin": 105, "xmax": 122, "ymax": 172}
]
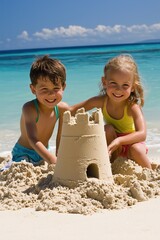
[
  {"xmin": 95, "ymin": 25, "xmax": 126, "ymax": 34},
  {"xmin": 149, "ymin": 23, "xmax": 160, "ymax": 31},
  {"xmin": 11, "ymin": 23, "xmax": 160, "ymax": 50},
  {"xmin": 17, "ymin": 31, "xmax": 31, "ymax": 41},
  {"xmin": 33, "ymin": 25, "xmax": 89, "ymax": 40},
  {"xmin": 32, "ymin": 23, "xmax": 160, "ymax": 42}
]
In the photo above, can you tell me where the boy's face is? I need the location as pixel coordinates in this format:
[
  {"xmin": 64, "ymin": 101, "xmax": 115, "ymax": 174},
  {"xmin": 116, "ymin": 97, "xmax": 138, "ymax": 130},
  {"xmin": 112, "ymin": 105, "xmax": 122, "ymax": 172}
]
[{"xmin": 30, "ymin": 76, "xmax": 66, "ymax": 108}]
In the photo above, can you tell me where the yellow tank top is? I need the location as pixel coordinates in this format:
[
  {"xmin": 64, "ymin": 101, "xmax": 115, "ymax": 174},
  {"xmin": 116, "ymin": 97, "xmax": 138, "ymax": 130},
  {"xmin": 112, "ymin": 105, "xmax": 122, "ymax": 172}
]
[{"xmin": 102, "ymin": 98, "xmax": 135, "ymax": 133}]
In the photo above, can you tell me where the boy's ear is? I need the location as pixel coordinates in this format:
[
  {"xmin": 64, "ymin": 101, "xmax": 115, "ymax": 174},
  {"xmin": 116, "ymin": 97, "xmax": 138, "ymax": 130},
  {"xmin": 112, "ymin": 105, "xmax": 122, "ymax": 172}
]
[
  {"xmin": 30, "ymin": 84, "xmax": 36, "ymax": 94},
  {"xmin": 62, "ymin": 82, "xmax": 66, "ymax": 90}
]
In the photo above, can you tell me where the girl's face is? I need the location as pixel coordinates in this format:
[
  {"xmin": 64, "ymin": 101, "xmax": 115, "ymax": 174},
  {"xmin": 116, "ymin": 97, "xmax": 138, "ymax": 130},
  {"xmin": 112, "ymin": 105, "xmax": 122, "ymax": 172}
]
[
  {"xmin": 102, "ymin": 70, "xmax": 134, "ymax": 103},
  {"xmin": 30, "ymin": 76, "xmax": 65, "ymax": 109}
]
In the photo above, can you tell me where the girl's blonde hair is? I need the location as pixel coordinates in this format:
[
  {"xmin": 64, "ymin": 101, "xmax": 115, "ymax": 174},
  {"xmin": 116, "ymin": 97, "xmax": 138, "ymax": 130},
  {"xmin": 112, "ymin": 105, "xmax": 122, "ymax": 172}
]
[{"xmin": 100, "ymin": 54, "xmax": 144, "ymax": 107}]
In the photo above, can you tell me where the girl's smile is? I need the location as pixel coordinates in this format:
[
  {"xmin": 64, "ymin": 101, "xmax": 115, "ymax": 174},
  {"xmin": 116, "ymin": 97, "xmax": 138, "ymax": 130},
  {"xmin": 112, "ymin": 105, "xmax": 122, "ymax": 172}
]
[
  {"xmin": 103, "ymin": 70, "xmax": 134, "ymax": 103},
  {"xmin": 112, "ymin": 93, "xmax": 124, "ymax": 98}
]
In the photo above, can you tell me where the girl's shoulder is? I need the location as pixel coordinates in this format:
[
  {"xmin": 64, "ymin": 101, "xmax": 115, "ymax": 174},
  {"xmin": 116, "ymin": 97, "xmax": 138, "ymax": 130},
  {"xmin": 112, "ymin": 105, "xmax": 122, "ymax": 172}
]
[
  {"xmin": 128, "ymin": 102, "xmax": 141, "ymax": 110},
  {"xmin": 127, "ymin": 103, "xmax": 142, "ymax": 116},
  {"xmin": 57, "ymin": 101, "xmax": 70, "ymax": 114},
  {"xmin": 90, "ymin": 95, "xmax": 106, "ymax": 108}
]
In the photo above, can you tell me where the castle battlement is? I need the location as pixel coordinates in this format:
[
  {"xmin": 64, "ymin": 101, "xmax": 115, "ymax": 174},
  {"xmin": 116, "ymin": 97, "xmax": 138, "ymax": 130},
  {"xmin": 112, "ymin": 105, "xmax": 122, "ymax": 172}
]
[
  {"xmin": 54, "ymin": 108, "xmax": 113, "ymax": 188},
  {"xmin": 62, "ymin": 108, "xmax": 105, "ymax": 136}
]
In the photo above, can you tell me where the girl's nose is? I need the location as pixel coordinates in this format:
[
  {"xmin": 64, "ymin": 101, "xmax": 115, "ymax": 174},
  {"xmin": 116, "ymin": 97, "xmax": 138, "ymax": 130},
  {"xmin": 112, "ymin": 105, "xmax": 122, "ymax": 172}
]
[{"xmin": 115, "ymin": 85, "xmax": 122, "ymax": 91}]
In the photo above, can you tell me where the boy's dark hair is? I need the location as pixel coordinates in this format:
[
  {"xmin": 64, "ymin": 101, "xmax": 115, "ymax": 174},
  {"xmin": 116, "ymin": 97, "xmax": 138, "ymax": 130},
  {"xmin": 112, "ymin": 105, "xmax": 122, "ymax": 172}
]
[{"xmin": 30, "ymin": 55, "xmax": 66, "ymax": 86}]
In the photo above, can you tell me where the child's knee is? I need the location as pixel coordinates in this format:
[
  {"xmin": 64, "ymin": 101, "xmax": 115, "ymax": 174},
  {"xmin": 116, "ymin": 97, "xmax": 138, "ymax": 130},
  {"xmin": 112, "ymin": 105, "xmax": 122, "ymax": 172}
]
[{"xmin": 129, "ymin": 143, "xmax": 146, "ymax": 156}]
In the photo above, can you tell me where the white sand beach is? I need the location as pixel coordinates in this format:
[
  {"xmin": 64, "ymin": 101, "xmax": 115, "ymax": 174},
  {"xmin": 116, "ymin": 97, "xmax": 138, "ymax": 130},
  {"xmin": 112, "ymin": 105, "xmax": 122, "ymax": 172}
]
[{"xmin": 0, "ymin": 197, "xmax": 160, "ymax": 240}]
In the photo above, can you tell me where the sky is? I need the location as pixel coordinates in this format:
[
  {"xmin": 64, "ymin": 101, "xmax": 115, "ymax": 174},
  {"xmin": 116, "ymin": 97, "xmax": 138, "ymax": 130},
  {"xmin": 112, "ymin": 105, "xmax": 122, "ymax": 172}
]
[{"xmin": 1, "ymin": 0, "xmax": 160, "ymax": 50}]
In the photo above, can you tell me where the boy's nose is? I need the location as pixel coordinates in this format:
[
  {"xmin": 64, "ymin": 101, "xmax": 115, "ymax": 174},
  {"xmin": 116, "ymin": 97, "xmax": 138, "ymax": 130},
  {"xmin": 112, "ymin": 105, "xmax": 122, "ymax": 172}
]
[{"xmin": 49, "ymin": 90, "xmax": 55, "ymax": 95}]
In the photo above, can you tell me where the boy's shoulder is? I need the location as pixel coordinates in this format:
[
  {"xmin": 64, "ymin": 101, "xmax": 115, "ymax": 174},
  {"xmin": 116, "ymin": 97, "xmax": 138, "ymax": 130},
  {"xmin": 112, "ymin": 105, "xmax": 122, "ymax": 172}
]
[
  {"xmin": 22, "ymin": 100, "xmax": 37, "ymax": 118},
  {"xmin": 22, "ymin": 99, "xmax": 35, "ymax": 110},
  {"xmin": 21, "ymin": 100, "xmax": 37, "ymax": 122}
]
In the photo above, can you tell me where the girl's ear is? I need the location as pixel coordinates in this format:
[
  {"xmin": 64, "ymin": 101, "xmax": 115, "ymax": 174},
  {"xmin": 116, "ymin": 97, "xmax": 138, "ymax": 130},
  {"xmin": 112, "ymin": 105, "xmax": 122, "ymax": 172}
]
[
  {"xmin": 131, "ymin": 85, "xmax": 135, "ymax": 93},
  {"xmin": 30, "ymin": 84, "xmax": 36, "ymax": 94},
  {"xmin": 101, "ymin": 76, "xmax": 107, "ymax": 87}
]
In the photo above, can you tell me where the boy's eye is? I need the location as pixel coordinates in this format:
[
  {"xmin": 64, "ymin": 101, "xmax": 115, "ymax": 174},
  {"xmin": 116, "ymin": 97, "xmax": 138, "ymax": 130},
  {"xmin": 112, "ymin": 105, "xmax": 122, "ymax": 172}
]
[
  {"xmin": 54, "ymin": 87, "xmax": 60, "ymax": 91},
  {"xmin": 40, "ymin": 88, "xmax": 48, "ymax": 91}
]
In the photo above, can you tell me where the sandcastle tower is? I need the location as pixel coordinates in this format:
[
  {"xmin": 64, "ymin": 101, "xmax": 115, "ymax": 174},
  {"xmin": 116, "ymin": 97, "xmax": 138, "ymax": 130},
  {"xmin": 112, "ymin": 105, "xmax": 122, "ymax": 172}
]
[{"xmin": 54, "ymin": 108, "xmax": 113, "ymax": 187}]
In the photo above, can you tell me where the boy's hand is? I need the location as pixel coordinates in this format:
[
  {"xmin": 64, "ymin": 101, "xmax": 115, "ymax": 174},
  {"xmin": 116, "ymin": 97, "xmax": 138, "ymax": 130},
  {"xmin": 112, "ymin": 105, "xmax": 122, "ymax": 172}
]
[{"xmin": 50, "ymin": 155, "xmax": 57, "ymax": 164}]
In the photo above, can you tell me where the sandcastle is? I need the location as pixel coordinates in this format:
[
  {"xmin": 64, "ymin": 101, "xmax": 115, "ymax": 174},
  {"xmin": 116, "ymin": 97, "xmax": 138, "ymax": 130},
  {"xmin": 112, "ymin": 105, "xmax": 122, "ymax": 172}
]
[{"xmin": 54, "ymin": 108, "xmax": 113, "ymax": 187}]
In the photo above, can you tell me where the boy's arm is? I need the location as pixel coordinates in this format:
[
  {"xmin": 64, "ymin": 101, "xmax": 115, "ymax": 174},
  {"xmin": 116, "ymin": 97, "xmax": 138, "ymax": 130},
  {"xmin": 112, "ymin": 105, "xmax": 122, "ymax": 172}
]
[
  {"xmin": 108, "ymin": 104, "xmax": 147, "ymax": 154},
  {"xmin": 56, "ymin": 102, "xmax": 70, "ymax": 155},
  {"xmin": 69, "ymin": 96, "xmax": 104, "ymax": 115},
  {"xmin": 23, "ymin": 104, "xmax": 57, "ymax": 164}
]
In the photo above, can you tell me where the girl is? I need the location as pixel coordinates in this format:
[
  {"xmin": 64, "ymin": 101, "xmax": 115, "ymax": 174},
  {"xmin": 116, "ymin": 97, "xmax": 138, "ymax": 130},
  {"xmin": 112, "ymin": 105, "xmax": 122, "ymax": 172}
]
[{"xmin": 70, "ymin": 54, "xmax": 151, "ymax": 169}]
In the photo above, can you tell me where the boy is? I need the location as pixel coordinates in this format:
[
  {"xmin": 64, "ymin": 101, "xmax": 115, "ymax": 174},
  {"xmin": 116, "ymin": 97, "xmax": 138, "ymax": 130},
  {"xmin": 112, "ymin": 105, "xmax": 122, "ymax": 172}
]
[{"xmin": 2, "ymin": 55, "xmax": 69, "ymax": 170}]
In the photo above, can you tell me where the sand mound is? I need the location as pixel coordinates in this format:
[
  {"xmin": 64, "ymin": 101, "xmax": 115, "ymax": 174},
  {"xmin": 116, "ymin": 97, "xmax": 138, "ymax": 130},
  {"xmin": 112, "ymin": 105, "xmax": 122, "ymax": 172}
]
[{"xmin": 0, "ymin": 157, "xmax": 160, "ymax": 215}]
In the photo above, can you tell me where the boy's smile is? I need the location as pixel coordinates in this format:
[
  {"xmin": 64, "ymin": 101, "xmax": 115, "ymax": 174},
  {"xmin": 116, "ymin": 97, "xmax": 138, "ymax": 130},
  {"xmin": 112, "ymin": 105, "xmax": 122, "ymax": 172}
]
[
  {"xmin": 30, "ymin": 76, "xmax": 65, "ymax": 108},
  {"xmin": 46, "ymin": 99, "xmax": 56, "ymax": 103}
]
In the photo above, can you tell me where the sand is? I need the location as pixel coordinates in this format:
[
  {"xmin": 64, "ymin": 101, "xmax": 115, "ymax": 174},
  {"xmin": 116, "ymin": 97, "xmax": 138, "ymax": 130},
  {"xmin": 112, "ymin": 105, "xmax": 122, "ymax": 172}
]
[
  {"xmin": 0, "ymin": 153, "xmax": 160, "ymax": 240},
  {"xmin": 0, "ymin": 198, "xmax": 160, "ymax": 240},
  {"xmin": 0, "ymin": 109, "xmax": 159, "ymax": 239},
  {"xmin": 0, "ymin": 155, "xmax": 160, "ymax": 213}
]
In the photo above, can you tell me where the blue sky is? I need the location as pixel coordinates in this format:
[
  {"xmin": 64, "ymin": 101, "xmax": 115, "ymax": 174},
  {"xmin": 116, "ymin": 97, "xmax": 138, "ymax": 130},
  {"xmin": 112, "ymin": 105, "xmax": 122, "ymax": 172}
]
[{"xmin": 1, "ymin": 0, "xmax": 160, "ymax": 50}]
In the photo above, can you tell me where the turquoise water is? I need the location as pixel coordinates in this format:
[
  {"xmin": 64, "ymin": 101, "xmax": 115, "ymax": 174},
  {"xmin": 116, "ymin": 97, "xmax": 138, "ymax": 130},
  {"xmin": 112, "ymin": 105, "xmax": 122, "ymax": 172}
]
[{"xmin": 0, "ymin": 43, "xmax": 160, "ymax": 152}]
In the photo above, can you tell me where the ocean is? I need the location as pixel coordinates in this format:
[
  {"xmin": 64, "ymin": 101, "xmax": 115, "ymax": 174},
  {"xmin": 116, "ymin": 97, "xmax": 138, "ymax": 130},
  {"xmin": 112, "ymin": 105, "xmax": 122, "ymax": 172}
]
[{"xmin": 0, "ymin": 43, "xmax": 160, "ymax": 153}]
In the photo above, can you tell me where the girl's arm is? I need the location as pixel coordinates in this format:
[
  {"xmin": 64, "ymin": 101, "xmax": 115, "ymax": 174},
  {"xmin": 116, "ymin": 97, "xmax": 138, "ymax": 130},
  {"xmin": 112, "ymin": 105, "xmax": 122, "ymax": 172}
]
[
  {"xmin": 69, "ymin": 95, "xmax": 105, "ymax": 115},
  {"xmin": 108, "ymin": 104, "xmax": 147, "ymax": 154}
]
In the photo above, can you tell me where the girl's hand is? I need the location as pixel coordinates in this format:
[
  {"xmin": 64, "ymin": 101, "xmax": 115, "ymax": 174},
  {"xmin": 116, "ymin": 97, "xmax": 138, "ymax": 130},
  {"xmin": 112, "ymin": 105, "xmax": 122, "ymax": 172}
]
[{"xmin": 108, "ymin": 138, "xmax": 121, "ymax": 156}]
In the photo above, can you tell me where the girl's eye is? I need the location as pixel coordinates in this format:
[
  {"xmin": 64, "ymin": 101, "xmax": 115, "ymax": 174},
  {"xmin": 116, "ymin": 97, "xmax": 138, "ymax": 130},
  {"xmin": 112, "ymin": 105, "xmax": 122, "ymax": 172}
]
[
  {"xmin": 123, "ymin": 84, "xmax": 130, "ymax": 88},
  {"xmin": 109, "ymin": 82, "xmax": 116, "ymax": 86}
]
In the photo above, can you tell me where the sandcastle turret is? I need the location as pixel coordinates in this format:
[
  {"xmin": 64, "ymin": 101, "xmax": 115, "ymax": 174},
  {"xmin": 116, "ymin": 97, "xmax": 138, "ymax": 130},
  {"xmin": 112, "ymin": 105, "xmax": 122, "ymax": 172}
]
[{"xmin": 54, "ymin": 108, "xmax": 113, "ymax": 187}]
